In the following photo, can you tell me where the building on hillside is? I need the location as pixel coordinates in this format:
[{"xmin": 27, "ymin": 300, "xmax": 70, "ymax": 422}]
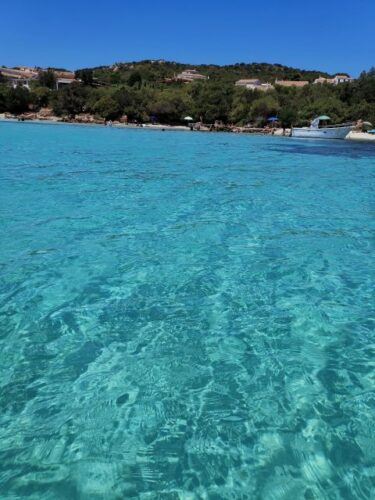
[
  {"xmin": 235, "ymin": 79, "xmax": 274, "ymax": 91},
  {"xmin": 0, "ymin": 67, "xmax": 38, "ymax": 79},
  {"xmin": 0, "ymin": 67, "xmax": 38, "ymax": 89},
  {"xmin": 236, "ymin": 79, "xmax": 261, "ymax": 87},
  {"xmin": 53, "ymin": 70, "xmax": 75, "ymax": 80},
  {"xmin": 8, "ymin": 78, "xmax": 34, "ymax": 90},
  {"xmin": 0, "ymin": 66, "xmax": 78, "ymax": 90},
  {"xmin": 16, "ymin": 66, "xmax": 39, "ymax": 74},
  {"xmin": 314, "ymin": 74, "xmax": 355, "ymax": 85},
  {"xmin": 38, "ymin": 69, "xmax": 76, "ymax": 89},
  {"xmin": 332, "ymin": 74, "xmax": 355, "ymax": 84},
  {"xmin": 275, "ymin": 80, "xmax": 309, "ymax": 88},
  {"xmin": 313, "ymin": 77, "xmax": 332, "ymax": 85},
  {"xmin": 313, "ymin": 74, "xmax": 354, "ymax": 85},
  {"xmin": 175, "ymin": 69, "xmax": 208, "ymax": 82},
  {"xmin": 56, "ymin": 78, "xmax": 77, "ymax": 90},
  {"xmin": 255, "ymin": 83, "xmax": 274, "ymax": 92}
]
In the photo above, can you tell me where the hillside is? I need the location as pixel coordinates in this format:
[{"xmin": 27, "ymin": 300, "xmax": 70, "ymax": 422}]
[
  {"xmin": 88, "ymin": 60, "xmax": 332, "ymax": 87},
  {"xmin": 0, "ymin": 60, "xmax": 373, "ymax": 127}
]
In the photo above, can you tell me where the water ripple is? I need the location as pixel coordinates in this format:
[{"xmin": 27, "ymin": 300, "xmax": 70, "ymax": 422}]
[{"xmin": 0, "ymin": 123, "xmax": 374, "ymax": 498}]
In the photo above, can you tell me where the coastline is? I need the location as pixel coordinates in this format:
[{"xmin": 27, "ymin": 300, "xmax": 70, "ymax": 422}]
[
  {"xmin": 0, "ymin": 115, "xmax": 192, "ymax": 132},
  {"xmin": 0, "ymin": 114, "xmax": 290, "ymax": 136},
  {"xmin": 1, "ymin": 114, "xmax": 374, "ymax": 142}
]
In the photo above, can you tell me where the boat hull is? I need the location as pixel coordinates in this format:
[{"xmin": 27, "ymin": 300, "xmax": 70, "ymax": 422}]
[{"xmin": 292, "ymin": 126, "xmax": 353, "ymax": 140}]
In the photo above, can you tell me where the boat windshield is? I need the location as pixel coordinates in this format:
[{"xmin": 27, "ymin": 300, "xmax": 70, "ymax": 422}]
[{"xmin": 311, "ymin": 116, "xmax": 331, "ymax": 128}]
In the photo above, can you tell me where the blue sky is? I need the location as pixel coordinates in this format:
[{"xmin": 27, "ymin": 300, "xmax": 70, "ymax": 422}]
[{"xmin": 1, "ymin": 0, "xmax": 374, "ymax": 76}]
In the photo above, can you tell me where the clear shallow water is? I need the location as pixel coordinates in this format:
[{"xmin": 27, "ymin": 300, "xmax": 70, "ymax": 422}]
[{"xmin": 0, "ymin": 122, "xmax": 374, "ymax": 499}]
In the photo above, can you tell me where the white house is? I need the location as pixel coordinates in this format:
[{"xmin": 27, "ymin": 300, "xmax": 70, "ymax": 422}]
[
  {"xmin": 0, "ymin": 67, "xmax": 38, "ymax": 89},
  {"xmin": 176, "ymin": 69, "xmax": 208, "ymax": 82},
  {"xmin": 235, "ymin": 79, "xmax": 274, "ymax": 91},
  {"xmin": 332, "ymin": 74, "xmax": 355, "ymax": 84},
  {"xmin": 314, "ymin": 74, "xmax": 355, "ymax": 85}
]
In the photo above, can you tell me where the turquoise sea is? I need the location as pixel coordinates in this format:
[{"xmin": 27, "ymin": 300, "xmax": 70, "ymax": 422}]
[{"xmin": 0, "ymin": 122, "xmax": 374, "ymax": 499}]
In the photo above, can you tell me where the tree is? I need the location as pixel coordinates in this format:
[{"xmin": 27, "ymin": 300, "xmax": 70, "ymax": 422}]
[
  {"xmin": 7, "ymin": 87, "xmax": 31, "ymax": 113},
  {"xmin": 230, "ymin": 87, "xmax": 262, "ymax": 124},
  {"xmin": 189, "ymin": 81, "xmax": 233, "ymax": 123},
  {"xmin": 350, "ymin": 100, "xmax": 375, "ymax": 125},
  {"xmin": 4, "ymin": 87, "xmax": 31, "ymax": 113},
  {"xmin": 278, "ymin": 106, "xmax": 298, "ymax": 127},
  {"xmin": 38, "ymin": 69, "xmax": 56, "ymax": 90},
  {"xmin": 109, "ymin": 72, "xmax": 122, "ymax": 85},
  {"xmin": 31, "ymin": 86, "xmax": 51, "ymax": 108},
  {"xmin": 290, "ymin": 72, "xmax": 303, "ymax": 81},
  {"xmin": 250, "ymin": 96, "xmax": 280, "ymax": 124},
  {"xmin": 149, "ymin": 91, "xmax": 191, "ymax": 123},
  {"xmin": 355, "ymin": 69, "xmax": 375, "ymax": 104},
  {"xmin": 92, "ymin": 95, "xmax": 121, "ymax": 120},
  {"xmin": 127, "ymin": 71, "xmax": 142, "ymax": 88},
  {"xmin": 52, "ymin": 83, "xmax": 87, "ymax": 117},
  {"xmin": 0, "ymin": 85, "xmax": 7, "ymax": 112},
  {"xmin": 301, "ymin": 96, "xmax": 347, "ymax": 124},
  {"xmin": 75, "ymin": 69, "xmax": 94, "ymax": 86}
]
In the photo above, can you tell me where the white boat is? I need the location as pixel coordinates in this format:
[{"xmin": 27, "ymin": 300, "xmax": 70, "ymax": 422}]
[{"xmin": 292, "ymin": 115, "xmax": 354, "ymax": 139}]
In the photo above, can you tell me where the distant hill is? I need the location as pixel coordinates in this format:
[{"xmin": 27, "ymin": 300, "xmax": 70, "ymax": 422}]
[
  {"xmin": 84, "ymin": 60, "xmax": 332, "ymax": 86},
  {"xmin": 1, "ymin": 59, "xmax": 373, "ymax": 127}
]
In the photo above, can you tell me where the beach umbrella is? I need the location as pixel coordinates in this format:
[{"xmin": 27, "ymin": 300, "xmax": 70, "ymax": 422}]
[
  {"xmin": 317, "ymin": 115, "xmax": 331, "ymax": 121},
  {"xmin": 184, "ymin": 116, "xmax": 193, "ymax": 121},
  {"xmin": 267, "ymin": 116, "xmax": 279, "ymax": 128},
  {"xmin": 362, "ymin": 121, "xmax": 373, "ymax": 130}
]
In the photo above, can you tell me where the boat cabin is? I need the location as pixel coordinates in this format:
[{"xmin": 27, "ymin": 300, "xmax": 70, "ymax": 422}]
[{"xmin": 311, "ymin": 115, "xmax": 331, "ymax": 129}]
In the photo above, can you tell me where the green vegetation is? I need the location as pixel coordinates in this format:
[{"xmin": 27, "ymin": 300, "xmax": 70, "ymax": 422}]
[
  {"xmin": 0, "ymin": 61, "xmax": 374, "ymax": 126},
  {"xmin": 75, "ymin": 69, "xmax": 94, "ymax": 86},
  {"xmin": 0, "ymin": 86, "xmax": 31, "ymax": 114},
  {"xmin": 37, "ymin": 69, "xmax": 56, "ymax": 90}
]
